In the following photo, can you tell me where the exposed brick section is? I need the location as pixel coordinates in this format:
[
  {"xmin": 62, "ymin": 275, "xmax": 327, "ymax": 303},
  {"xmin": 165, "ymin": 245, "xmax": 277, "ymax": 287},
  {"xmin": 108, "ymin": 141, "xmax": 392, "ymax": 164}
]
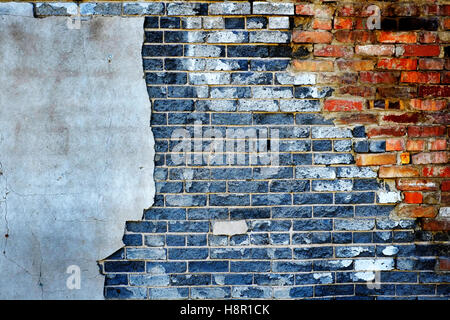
[{"xmin": 75, "ymin": 1, "xmax": 450, "ymax": 300}]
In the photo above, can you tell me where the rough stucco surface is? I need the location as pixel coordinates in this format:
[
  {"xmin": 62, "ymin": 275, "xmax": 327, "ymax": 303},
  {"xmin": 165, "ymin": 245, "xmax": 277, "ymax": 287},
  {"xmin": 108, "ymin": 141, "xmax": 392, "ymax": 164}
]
[{"xmin": 0, "ymin": 15, "xmax": 153, "ymax": 299}]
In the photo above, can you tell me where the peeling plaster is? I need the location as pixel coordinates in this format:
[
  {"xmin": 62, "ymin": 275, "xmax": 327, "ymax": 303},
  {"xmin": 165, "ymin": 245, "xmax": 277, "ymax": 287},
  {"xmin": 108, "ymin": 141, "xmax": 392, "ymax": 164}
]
[{"xmin": 0, "ymin": 16, "xmax": 154, "ymax": 299}]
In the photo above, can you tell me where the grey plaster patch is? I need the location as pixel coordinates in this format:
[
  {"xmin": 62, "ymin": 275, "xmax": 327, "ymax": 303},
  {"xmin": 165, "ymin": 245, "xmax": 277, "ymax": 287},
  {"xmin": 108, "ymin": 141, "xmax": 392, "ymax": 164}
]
[{"xmin": 0, "ymin": 15, "xmax": 153, "ymax": 299}]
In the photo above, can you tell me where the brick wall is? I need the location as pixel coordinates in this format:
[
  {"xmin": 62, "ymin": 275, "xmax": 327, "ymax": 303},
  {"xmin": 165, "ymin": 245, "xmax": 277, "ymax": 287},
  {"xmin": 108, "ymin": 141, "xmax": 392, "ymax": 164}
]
[{"xmin": 41, "ymin": 0, "xmax": 448, "ymax": 299}]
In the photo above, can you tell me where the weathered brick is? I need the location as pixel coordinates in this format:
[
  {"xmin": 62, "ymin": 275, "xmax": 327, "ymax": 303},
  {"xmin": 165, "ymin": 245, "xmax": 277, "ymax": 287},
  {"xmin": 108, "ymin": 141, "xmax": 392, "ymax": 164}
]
[
  {"xmin": 356, "ymin": 154, "xmax": 397, "ymax": 166},
  {"xmin": 293, "ymin": 31, "xmax": 333, "ymax": 44}
]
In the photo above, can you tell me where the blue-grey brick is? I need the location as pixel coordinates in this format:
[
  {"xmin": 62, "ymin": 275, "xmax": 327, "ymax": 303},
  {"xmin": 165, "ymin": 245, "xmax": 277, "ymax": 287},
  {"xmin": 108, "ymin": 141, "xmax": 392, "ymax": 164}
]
[
  {"xmin": 419, "ymin": 272, "xmax": 450, "ymax": 283},
  {"xmin": 355, "ymin": 284, "xmax": 395, "ymax": 296},
  {"xmin": 294, "ymin": 193, "xmax": 333, "ymax": 205},
  {"xmin": 143, "ymin": 45, "xmax": 183, "ymax": 57},
  {"xmin": 211, "ymin": 168, "xmax": 252, "ymax": 180},
  {"xmin": 252, "ymin": 194, "xmax": 291, "ymax": 206},
  {"xmin": 168, "ymin": 85, "xmax": 209, "ymax": 98},
  {"xmin": 250, "ymin": 219, "xmax": 291, "ymax": 232},
  {"xmin": 166, "ymin": 195, "xmax": 207, "ymax": 207},
  {"xmin": 335, "ymin": 219, "xmax": 375, "ymax": 231},
  {"xmin": 143, "ymin": 58, "xmax": 163, "ymax": 70},
  {"xmin": 151, "ymin": 113, "xmax": 166, "ymax": 126},
  {"xmin": 238, "ymin": 99, "xmax": 278, "ymax": 112},
  {"xmin": 253, "ymin": 86, "xmax": 293, "ymax": 98},
  {"xmin": 279, "ymin": 140, "xmax": 311, "ymax": 152},
  {"xmin": 187, "ymin": 234, "xmax": 207, "ymax": 246},
  {"xmin": 336, "ymin": 246, "xmax": 375, "ymax": 258},
  {"xmin": 170, "ymin": 274, "xmax": 211, "ymax": 286},
  {"xmin": 296, "ymin": 114, "xmax": 334, "ymax": 125},
  {"xmin": 210, "ymin": 194, "xmax": 250, "ymax": 206},
  {"xmin": 273, "ymin": 261, "xmax": 312, "ymax": 272},
  {"xmin": 294, "ymin": 86, "xmax": 334, "ymax": 98},
  {"xmin": 314, "ymin": 206, "xmax": 354, "ymax": 218},
  {"xmin": 230, "ymin": 235, "xmax": 250, "ymax": 246},
  {"xmin": 312, "ymin": 127, "xmax": 352, "ymax": 139},
  {"xmin": 144, "ymin": 31, "xmax": 163, "ymax": 43},
  {"xmin": 251, "ymin": 59, "xmax": 289, "ymax": 71},
  {"xmin": 124, "ymin": 2, "xmax": 164, "ymax": 15},
  {"xmin": 185, "ymin": 45, "xmax": 226, "ymax": 57},
  {"xmin": 253, "ymin": 113, "xmax": 293, "ymax": 125},
  {"xmin": 191, "ymin": 287, "xmax": 231, "ymax": 299},
  {"xmin": 168, "ymin": 112, "xmax": 209, "ymax": 125},
  {"xmin": 212, "ymin": 113, "xmax": 252, "ymax": 125},
  {"xmin": 293, "ymin": 219, "xmax": 333, "ymax": 231},
  {"xmin": 275, "ymin": 73, "xmax": 316, "ymax": 85},
  {"xmin": 185, "ymin": 181, "xmax": 226, "ymax": 193},
  {"xmin": 189, "ymin": 72, "xmax": 231, "ymax": 85},
  {"xmin": 104, "ymin": 261, "xmax": 145, "ymax": 273},
  {"xmin": 316, "ymin": 285, "xmax": 355, "ymax": 297},
  {"xmin": 213, "ymin": 274, "xmax": 253, "ymax": 285},
  {"xmin": 146, "ymin": 72, "xmax": 187, "ymax": 85},
  {"xmin": 210, "ymin": 86, "xmax": 251, "ymax": 99},
  {"xmin": 126, "ymin": 221, "xmax": 167, "ymax": 233},
  {"xmin": 209, "ymin": 2, "xmax": 251, "ymax": 15},
  {"xmin": 129, "ymin": 274, "xmax": 169, "ymax": 287},
  {"xmin": 147, "ymin": 262, "xmax": 187, "ymax": 274},
  {"xmin": 149, "ymin": 288, "xmax": 189, "ymax": 300},
  {"xmin": 144, "ymin": 16, "xmax": 159, "ymax": 28},
  {"xmin": 253, "ymin": 167, "xmax": 293, "ymax": 179},
  {"xmin": 207, "ymin": 31, "xmax": 249, "ymax": 43},
  {"xmin": 296, "ymin": 167, "xmax": 336, "ymax": 179},
  {"xmin": 231, "ymin": 72, "xmax": 273, "ymax": 85},
  {"xmin": 294, "ymin": 247, "xmax": 333, "ymax": 259},
  {"xmin": 376, "ymin": 218, "xmax": 415, "ymax": 230},
  {"xmin": 104, "ymin": 274, "xmax": 127, "ymax": 286},
  {"xmin": 126, "ymin": 248, "xmax": 166, "ymax": 260},
  {"xmin": 373, "ymin": 231, "xmax": 393, "ymax": 243},
  {"xmin": 155, "ymin": 181, "xmax": 183, "ymax": 193},
  {"xmin": 313, "ymin": 140, "xmax": 332, "ymax": 151},
  {"xmin": 334, "ymin": 140, "xmax": 353, "ymax": 152},
  {"xmin": 168, "ymin": 221, "xmax": 209, "ymax": 233},
  {"xmin": 353, "ymin": 232, "xmax": 373, "ymax": 243},
  {"xmin": 250, "ymin": 31, "xmax": 291, "ymax": 43},
  {"xmin": 250, "ymin": 233, "xmax": 270, "ymax": 245},
  {"xmin": 188, "ymin": 208, "xmax": 228, "ymax": 220},
  {"xmin": 147, "ymin": 86, "xmax": 167, "ymax": 98},
  {"xmin": 254, "ymin": 274, "xmax": 294, "ymax": 286},
  {"xmin": 169, "ymin": 248, "xmax": 209, "ymax": 260},
  {"xmin": 353, "ymin": 179, "xmax": 382, "ymax": 191},
  {"xmin": 314, "ymin": 153, "xmax": 354, "ymax": 165},
  {"xmin": 105, "ymin": 287, "xmax": 147, "ymax": 299},
  {"xmin": 189, "ymin": 261, "xmax": 229, "ymax": 273},
  {"xmin": 270, "ymin": 180, "xmax": 309, "ymax": 192},
  {"xmin": 354, "ymin": 141, "xmax": 369, "ymax": 153},
  {"xmin": 271, "ymin": 233, "xmax": 290, "ymax": 245},
  {"xmin": 333, "ymin": 232, "xmax": 353, "ymax": 244},
  {"xmin": 396, "ymin": 284, "xmax": 435, "ymax": 296},
  {"xmin": 293, "ymin": 232, "xmax": 331, "ymax": 245},
  {"xmin": 206, "ymin": 59, "xmax": 248, "ymax": 71},
  {"xmin": 272, "ymin": 206, "xmax": 312, "ymax": 218},
  {"xmin": 253, "ymin": 2, "xmax": 294, "ymax": 15},
  {"xmin": 144, "ymin": 235, "xmax": 165, "ymax": 247},
  {"xmin": 230, "ymin": 207, "xmax": 270, "ymax": 219},
  {"xmin": 280, "ymin": 99, "xmax": 321, "ymax": 112},
  {"xmin": 353, "ymin": 126, "xmax": 366, "ymax": 138},
  {"xmin": 167, "ymin": 2, "xmax": 207, "ymax": 15},
  {"xmin": 160, "ymin": 17, "xmax": 181, "ymax": 29},
  {"xmin": 356, "ymin": 205, "xmax": 395, "ymax": 217},
  {"xmin": 230, "ymin": 261, "xmax": 271, "ymax": 272},
  {"xmin": 228, "ymin": 181, "xmax": 268, "ymax": 193},
  {"xmin": 312, "ymin": 180, "xmax": 353, "ymax": 192},
  {"xmin": 295, "ymin": 273, "xmax": 334, "ymax": 285},
  {"xmin": 80, "ymin": 2, "xmax": 121, "ymax": 15},
  {"xmin": 225, "ymin": 17, "xmax": 245, "ymax": 29},
  {"xmin": 182, "ymin": 17, "xmax": 202, "ymax": 29},
  {"xmin": 232, "ymin": 286, "xmax": 272, "ymax": 299},
  {"xmin": 369, "ymin": 140, "xmax": 386, "ymax": 153},
  {"xmin": 123, "ymin": 234, "xmax": 142, "ymax": 246},
  {"xmin": 335, "ymin": 192, "xmax": 375, "ymax": 204},
  {"xmin": 314, "ymin": 260, "xmax": 353, "ymax": 271},
  {"xmin": 276, "ymin": 127, "xmax": 310, "ymax": 138},
  {"xmin": 228, "ymin": 45, "xmax": 270, "ymax": 58},
  {"xmin": 337, "ymin": 167, "xmax": 378, "ymax": 178},
  {"xmin": 165, "ymin": 58, "xmax": 206, "ymax": 71}
]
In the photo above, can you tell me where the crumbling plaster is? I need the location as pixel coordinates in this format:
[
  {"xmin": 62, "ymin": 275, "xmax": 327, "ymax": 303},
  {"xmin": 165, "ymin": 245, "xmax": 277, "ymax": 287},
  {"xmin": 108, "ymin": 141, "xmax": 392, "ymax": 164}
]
[{"xmin": 0, "ymin": 15, "xmax": 154, "ymax": 299}]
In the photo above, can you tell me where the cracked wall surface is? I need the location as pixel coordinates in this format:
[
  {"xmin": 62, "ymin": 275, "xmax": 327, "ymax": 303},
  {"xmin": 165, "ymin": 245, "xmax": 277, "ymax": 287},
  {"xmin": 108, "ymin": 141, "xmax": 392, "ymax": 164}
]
[{"xmin": 0, "ymin": 14, "xmax": 154, "ymax": 299}]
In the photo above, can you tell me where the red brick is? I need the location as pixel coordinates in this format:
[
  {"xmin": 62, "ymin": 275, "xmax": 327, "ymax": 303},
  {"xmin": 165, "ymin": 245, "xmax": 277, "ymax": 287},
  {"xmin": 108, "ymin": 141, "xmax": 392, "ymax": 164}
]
[
  {"xmin": 339, "ymin": 86, "xmax": 375, "ymax": 98},
  {"xmin": 337, "ymin": 60, "xmax": 375, "ymax": 71},
  {"xmin": 317, "ymin": 73, "xmax": 357, "ymax": 84},
  {"xmin": 377, "ymin": 31, "xmax": 417, "ymax": 44},
  {"xmin": 442, "ymin": 72, "xmax": 450, "ymax": 84},
  {"xmin": 377, "ymin": 58, "xmax": 417, "ymax": 70},
  {"xmin": 335, "ymin": 30, "xmax": 375, "ymax": 44},
  {"xmin": 439, "ymin": 258, "xmax": 450, "ymax": 271},
  {"xmin": 422, "ymin": 166, "xmax": 450, "ymax": 178},
  {"xmin": 400, "ymin": 45, "xmax": 440, "ymax": 57},
  {"xmin": 313, "ymin": 19, "xmax": 332, "ymax": 30},
  {"xmin": 337, "ymin": 4, "xmax": 372, "ymax": 17},
  {"xmin": 419, "ymin": 31, "xmax": 439, "ymax": 43},
  {"xmin": 296, "ymin": 4, "xmax": 334, "ymax": 18},
  {"xmin": 444, "ymin": 18, "xmax": 450, "ymax": 30},
  {"xmin": 386, "ymin": 138, "xmax": 405, "ymax": 151},
  {"xmin": 396, "ymin": 179, "xmax": 439, "ymax": 191},
  {"xmin": 382, "ymin": 113, "xmax": 420, "ymax": 124},
  {"xmin": 295, "ymin": 4, "xmax": 315, "ymax": 15},
  {"xmin": 367, "ymin": 126, "xmax": 406, "ymax": 138},
  {"xmin": 403, "ymin": 192, "xmax": 423, "ymax": 204},
  {"xmin": 422, "ymin": 219, "xmax": 450, "ymax": 231},
  {"xmin": 407, "ymin": 125, "xmax": 446, "ymax": 137},
  {"xmin": 397, "ymin": 205, "xmax": 437, "ymax": 218},
  {"xmin": 378, "ymin": 166, "xmax": 420, "ymax": 178},
  {"xmin": 384, "ymin": 3, "xmax": 419, "ymax": 16},
  {"xmin": 430, "ymin": 139, "xmax": 447, "ymax": 151},
  {"xmin": 406, "ymin": 139, "xmax": 425, "ymax": 151},
  {"xmin": 355, "ymin": 154, "xmax": 397, "ymax": 166},
  {"xmin": 360, "ymin": 72, "xmax": 397, "ymax": 84},
  {"xmin": 409, "ymin": 99, "xmax": 447, "ymax": 111},
  {"xmin": 334, "ymin": 114, "xmax": 378, "ymax": 125},
  {"xmin": 442, "ymin": 193, "xmax": 450, "ymax": 203},
  {"xmin": 334, "ymin": 17, "xmax": 353, "ymax": 30},
  {"xmin": 418, "ymin": 59, "xmax": 445, "ymax": 70},
  {"xmin": 292, "ymin": 60, "xmax": 334, "ymax": 72},
  {"xmin": 400, "ymin": 71, "xmax": 440, "ymax": 84},
  {"xmin": 323, "ymin": 99, "xmax": 364, "ymax": 112},
  {"xmin": 418, "ymin": 86, "xmax": 450, "ymax": 98},
  {"xmin": 293, "ymin": 31, "xmax": 332, "ymax": 43},
  {"xmin": 356, "ymin": 45, "xmax": 395, "ymax": 56},
  {"xmin": 442, "ymin": 181, "xmax": 450, "ymax": 192},
  {"xmin": 314, "ymin": 45, "xmax": 353, "ymax": 58},
  {"xmin": 411, "ymin": 152, "xmax": 448, "ymax": 164}
]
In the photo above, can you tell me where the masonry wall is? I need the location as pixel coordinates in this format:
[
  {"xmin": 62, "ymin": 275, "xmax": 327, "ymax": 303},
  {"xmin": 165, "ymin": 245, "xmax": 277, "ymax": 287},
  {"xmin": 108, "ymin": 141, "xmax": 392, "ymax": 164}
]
[{"xmin": 28, "ymin": 0, "xmax": 449, "ymax": 300}]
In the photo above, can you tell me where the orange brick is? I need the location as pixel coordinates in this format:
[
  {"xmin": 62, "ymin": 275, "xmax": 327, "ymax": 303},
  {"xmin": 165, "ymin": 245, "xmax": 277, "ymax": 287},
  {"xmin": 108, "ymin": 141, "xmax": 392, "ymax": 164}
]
[
  {"xmin": 379, "ymin": 166, "xmax": 420, "ymax": 178},
  {"xmin": 439, "ymin": 258, "xmax": 450, "ymax": 271},
  {"xmin": 430, "ymin": 139, "xmax": 447, "ymax": 151},
  {"xmin": 401, "ymin": 152, "xmax": 410, "ymax": 164},
  {"xmin": 397, "ymin": 205, "xmax": 437, "ymax": 218},
  {"xmin": 293, "ymin": 31, "xmax": 332, "ymax": 43},
  {"xmin": 408, "ymin": 126, "xmax": 447, "ymax": 137},
  {"xmin": 377, "ymin": 58, "xmax": 417, "ymax": 70},
  {"xmin": 411, "ymin": 152, "xmax": 448, "ymax": 164},
  {"xmin": 400, "ymin": 71, "xmax": 441, "ymax": 84},
  {"xmin": 336, "ymin": 60, "xmax": 375, "ymax": 71},
  {"xmin": 386, "ymin": 138, "xmax": 405, "ymax": 151},
  {"xmin": 406, "ymin": 139, "xmax": 425, "ymax": 151},
  {"xmin": 314, "ymin": 45, "xmax": 354, "ymax": 58},
  {"xmin": 396, "ymin": 179, "xmax": 439, "ymax": 191},
  {"xmin": 356, "ymin": 154, "xmax": 397, "ymax": 166},
  {"xmin": 422, "ymin": 166, "xmax": 450, "ymax": 177},
  {"xmin": 377, "ymin": 31, "xmax": 417, "ymax": 43},
  {"xmin": 403, "ymin": 192, "xmax": 423, "ymax": 204},
  {"xmin": 422, "ymin": 219, "xmax": 450, "ymax": 231},
  {"xmin": 313, "ymin": 19, "xmax": 332, "ymax": 30},
  {"xmin": 292, "ymin": 60, "xmax": 334, "ymax": 72},
  {"xmin": 334, "ymin": 17, "xmax": 353, "ymax": 30},
  {"xmin": 323, "ymin": 99, "xmax": 364, "ymax": 112},
  {"xmin": 409, "ymin": 99, "xmax": 447, "ymax": 111}
]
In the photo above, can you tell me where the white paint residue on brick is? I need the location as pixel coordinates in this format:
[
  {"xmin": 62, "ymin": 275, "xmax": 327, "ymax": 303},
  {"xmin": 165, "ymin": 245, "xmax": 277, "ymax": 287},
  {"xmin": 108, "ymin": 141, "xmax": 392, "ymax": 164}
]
[{"xmin": 212, "ymin": 220, "xmax": 248, "ymax": 236}]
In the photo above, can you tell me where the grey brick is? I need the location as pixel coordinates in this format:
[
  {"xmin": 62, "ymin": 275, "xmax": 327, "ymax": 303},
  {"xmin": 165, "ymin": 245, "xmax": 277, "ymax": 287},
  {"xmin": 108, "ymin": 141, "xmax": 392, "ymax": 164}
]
[
  {"xmin": 337, "ymin": 167, "xmax": 377, "ymax": 178},
  {"xmin": 253, "ymin": 2, "xmax": 294, "ymax": 15},
  {"xmin": 185, "ymin": 45, "xmax": 225, "ymax": 57},
  {"xmin": 280, "ymin": 99, "xmax": 321, "ymax": 112},
  {"xmin": 189, "ymin": 72, "xmax": 231, "ymax": 85},
  {"xmin": 312, "ymin": 180, "xmax": 353, "ymax": 192},
  {"xmin": 314, "ymin": 153, "xmax": 354, "ymax": 165},
  {"xmin": 206, "ymin": 31, "xmax": 249, "ymax": 43},
  {"xmin": 209, "ymin": 2, "xmax": 251, "ymax": 15},
  {"xmin": 238, "ymin": 100, "xmax": 278, "ymax": 112},
  {"xmin": 253, "ymin": 87, "xmax": 293, "ymax": 99},
  {"xmin": 182, "ymin": 17, "xmax": 202, "ymax": 29},
  {"xmin": 249, "ymin": 31, "xmax": 291, "ymax": 43},
  {"xmin": 275, "ymin": 73, "xmax": 316, "ymax": 85},
  {"xmin": 35, "ymin": 3, "xmax": 77, "ymax": 16},
  {"xmin": 296, "ymin": 167, "xmax": 336, "ymax": 179},
  {"xmin": 80, "ymin": 3, "xmax": 121, "ymax": 15},
  {"xmin": 312, "ymin": 127, "xmax": 353, "ymax": 139},
  {"xmin": 203, "ymin": 17, "xmax": 225, "ymax": 29},
  {"xmin": 334, "ymin": 219, "xmax": 375, "ymax": 231},
  {"xmin": 123, "ymin": 2, "xmax": 165, "ymax": 15},
  {"xmin": 167, "ymin": 2, "xmax": 207, "ymax": 15}
]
